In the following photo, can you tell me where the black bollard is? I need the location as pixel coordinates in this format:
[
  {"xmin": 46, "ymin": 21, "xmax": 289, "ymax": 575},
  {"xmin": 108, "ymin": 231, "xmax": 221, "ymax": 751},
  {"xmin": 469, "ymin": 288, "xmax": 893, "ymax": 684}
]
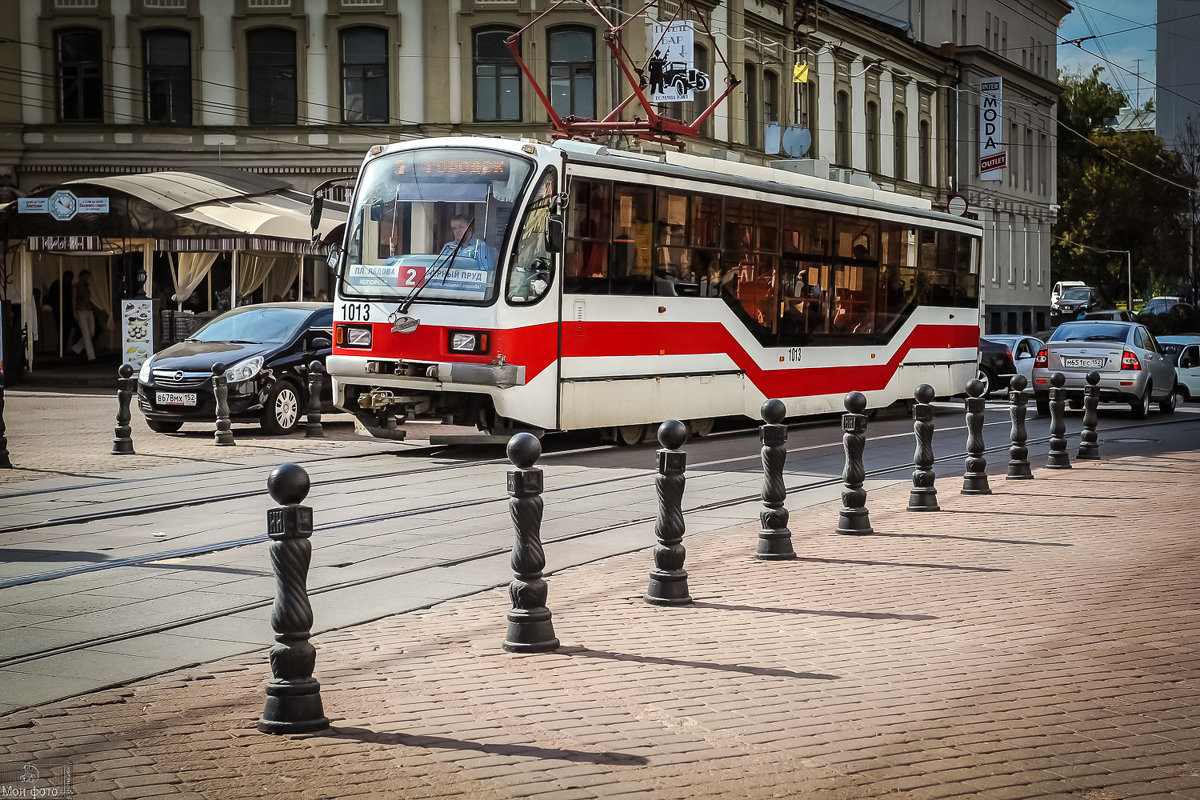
[
  {"xmin": 258, "ymin": 462, "xmax": 329, "ymax": 734},
  {"xmin": 961, "ymin": 378, "xmax": 992, "ymax": 495},
  {"xmin": 756, "ymin": 399, "xmax": 796, "ymax": 560},
  {"xmin": 212, "ymin": 363, "xmax": 235, "ymax": 446},
  {"xmin": 305, "ymin": 360, "xmax": 325, "ymax": 438},
  {"xmin": 502, "ymin": 432, "xmax": 559, "ymax": 653},
  {"xmin": 0, "ymin": 377, "xmax": 11, "ymax": 469},
  {"xmin": 1046, "ymin": 372, "xmax": 1071, "ymax": 469},
  {"xmin": 836, "ymin": 392, "xmax": 874, "ymax": 535},
  {"xmin": 111, "ymin": 364, "xmax": 136, "ymax": 455},
  {"xmin": 646, "ymin": 419, "xmax": 692, "ymax": 605},
  {"xmin": 1076, "ymin": 371, "xmax": 1101, "ymax": 460},
  {"xmin": 907, "ymin": 383, "xmax": 940, "ymax": 511},
  {"xmin": 1006, "ymin": 375, "xmax": 1033, "ymax": 479}
]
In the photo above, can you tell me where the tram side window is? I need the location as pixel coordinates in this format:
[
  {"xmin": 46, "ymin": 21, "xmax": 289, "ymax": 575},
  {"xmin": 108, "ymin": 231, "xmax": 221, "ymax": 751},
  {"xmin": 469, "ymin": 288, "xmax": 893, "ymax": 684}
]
[
  {"xmin": 828, "ymin": 216, "xmax": 879, "ymax": 336},
  {"xmin": 721, "ymin": 198, "xmax": 780, "ymax": 344},
  {"xmin": 782, "ymin": 208, "xmax": 831, "ymax": 257},
  {"xmin": 654, "ymin": 189, "xmax": 699, "ymax": 296},
  {"xmin": 611, "ymin": 184, "xmax": 654, "ymax": 294},
  {"xmin": 565, "ymin": 178, "xmax": 611, "ymax": 294},
  {"xmin": 954, "ymin": 233, "xmax": 979, "ymax": 304},
  {"xmin": 690, "ymin": 193, "xmax": 722, "ymax": 297},
  {"xmin": 877, "ymin": 223, "xmax": 918, "ymax": 333},
  {"xmin": 506, "ymin": 169, "xmax": 557, "ymax": 303}
]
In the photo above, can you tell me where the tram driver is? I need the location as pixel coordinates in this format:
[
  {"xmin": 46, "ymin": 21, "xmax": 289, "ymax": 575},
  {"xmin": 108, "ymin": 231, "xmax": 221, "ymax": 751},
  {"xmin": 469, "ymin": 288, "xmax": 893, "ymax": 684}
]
[{"xmin": 440, "ymin": 213, "xmax": 494, "ymax": 274}]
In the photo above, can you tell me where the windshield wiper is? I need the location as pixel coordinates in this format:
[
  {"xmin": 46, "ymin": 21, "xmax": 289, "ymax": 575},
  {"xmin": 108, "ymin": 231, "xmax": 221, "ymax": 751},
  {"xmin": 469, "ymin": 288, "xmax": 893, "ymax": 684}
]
[{"xmin": 397, "ymin": 218, "xmax": 475, "ymax": 315}]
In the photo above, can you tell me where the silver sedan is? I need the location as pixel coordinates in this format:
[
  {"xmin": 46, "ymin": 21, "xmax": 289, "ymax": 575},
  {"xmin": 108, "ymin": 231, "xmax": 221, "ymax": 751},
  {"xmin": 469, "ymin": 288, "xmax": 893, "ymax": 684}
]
[{"xmin": 1031, "ymin": 321, "xmax": 1178, "ymax": 419}]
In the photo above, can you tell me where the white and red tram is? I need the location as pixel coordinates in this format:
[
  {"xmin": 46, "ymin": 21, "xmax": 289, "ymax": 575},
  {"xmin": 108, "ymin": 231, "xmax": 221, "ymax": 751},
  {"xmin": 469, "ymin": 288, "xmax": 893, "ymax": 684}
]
[{"xmin": 327, "ymin": 136, "xmax": 982, "ymax": 443}]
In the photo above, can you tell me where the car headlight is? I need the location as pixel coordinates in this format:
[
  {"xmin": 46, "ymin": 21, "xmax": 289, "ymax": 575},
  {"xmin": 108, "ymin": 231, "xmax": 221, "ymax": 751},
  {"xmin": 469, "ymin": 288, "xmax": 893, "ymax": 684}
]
[
  {"xmin": 138, "ymin": 358, "xmax": 154, "ymax": 383},
  {"xmin": 224, "ymin": 356, "xmax": 264, "ymax": 384}
]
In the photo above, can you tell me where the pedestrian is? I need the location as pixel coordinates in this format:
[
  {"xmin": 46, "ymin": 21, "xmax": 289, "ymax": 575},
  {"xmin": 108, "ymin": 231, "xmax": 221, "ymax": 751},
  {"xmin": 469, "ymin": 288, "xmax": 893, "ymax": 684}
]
[{"xmin": 70, "ymin": 269, "xmax": 96, "ymax": 362}]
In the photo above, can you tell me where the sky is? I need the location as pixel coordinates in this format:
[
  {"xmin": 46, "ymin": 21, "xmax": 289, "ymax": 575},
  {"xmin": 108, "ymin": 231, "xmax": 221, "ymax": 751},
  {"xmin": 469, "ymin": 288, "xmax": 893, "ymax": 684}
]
[{"xmin": 1056, "ymin": 1, "xmax": 1158, "ymax": 109}]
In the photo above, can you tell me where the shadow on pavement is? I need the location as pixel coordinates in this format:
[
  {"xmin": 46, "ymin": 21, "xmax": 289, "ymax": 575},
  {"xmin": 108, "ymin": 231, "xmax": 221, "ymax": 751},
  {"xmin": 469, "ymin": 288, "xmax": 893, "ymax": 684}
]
[
  {"xmin": 691, "ymin": 601, "xmax": 937, "ymax": 621},
  {"xmin": 869, "ymin": 531, "xmax": 1072, "ymax": 547},
  {"xmin": 562, "ymin": 647, "xmax": 839, "ymax": 681},
  {"xmin": 796, "ymin": 556, "xmax": 1010, "ymax": 573},
  {"xmin": 323, "ymin": 728, "xmax": 650, "ymax": 765}
]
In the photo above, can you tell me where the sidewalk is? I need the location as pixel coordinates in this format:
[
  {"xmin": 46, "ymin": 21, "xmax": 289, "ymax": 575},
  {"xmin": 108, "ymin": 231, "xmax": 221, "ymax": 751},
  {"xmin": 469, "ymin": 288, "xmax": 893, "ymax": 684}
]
[{"xmin": 2, "ymin": 449, "xmax": 1199, "ymax": 799}]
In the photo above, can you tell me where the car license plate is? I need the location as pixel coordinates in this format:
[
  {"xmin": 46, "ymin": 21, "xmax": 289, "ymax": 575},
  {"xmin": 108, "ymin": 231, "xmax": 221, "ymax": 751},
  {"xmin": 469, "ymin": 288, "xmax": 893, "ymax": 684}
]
[
  {"xmin": 156, "ymin": 391, "xmax": 197, "ymax": 406},
  {"xmin": 1062, "ymin": 357, "xmax": 1105, "ymax": 368}
]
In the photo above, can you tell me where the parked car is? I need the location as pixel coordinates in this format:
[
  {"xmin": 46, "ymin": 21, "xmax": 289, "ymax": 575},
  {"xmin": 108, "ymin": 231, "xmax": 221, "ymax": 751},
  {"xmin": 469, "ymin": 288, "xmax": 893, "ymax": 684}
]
[
  {"xmin": 1049, "ymin": 286, "xmax": 1107, "ymax": 323},
  {"xmin": 1138, "ymin": 296, "xmax": 1183, "ymax": 316},
  {"xmin": 1135, "ymin": 298, "xmax": 1197, "ymax": 336},
  {"xmin": 1031, "ymin": 320, "xmax": 1177, "ymax": 419},
  {"xmin": 1082, "ymin": 309, "xmax": 1134, "ymax": 322},
  {"xmin": 1158, "ymin": 334, "xmax": 1200, "ymax": 402},
  {"xmin": 137, "ymin": 303, "xmax": 333, "ymax": 434},
  {"xmin": 977, "ymin": 334, "xmax": 1042, "ymax": 395}
]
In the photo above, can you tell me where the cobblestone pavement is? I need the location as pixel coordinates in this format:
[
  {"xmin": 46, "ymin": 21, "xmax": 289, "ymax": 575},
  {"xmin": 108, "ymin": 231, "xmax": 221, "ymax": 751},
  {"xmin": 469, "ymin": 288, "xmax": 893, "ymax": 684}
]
[{"xmin": 1, "ymin": 450, "xmax": 1198, "ymax": 799}]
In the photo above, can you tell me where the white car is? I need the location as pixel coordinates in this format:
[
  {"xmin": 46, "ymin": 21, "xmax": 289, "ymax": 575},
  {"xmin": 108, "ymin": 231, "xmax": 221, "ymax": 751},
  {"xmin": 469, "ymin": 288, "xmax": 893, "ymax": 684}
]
[{"xmin": 1159, "ymin": 335, "xmax": 1200, "ymax": 402}]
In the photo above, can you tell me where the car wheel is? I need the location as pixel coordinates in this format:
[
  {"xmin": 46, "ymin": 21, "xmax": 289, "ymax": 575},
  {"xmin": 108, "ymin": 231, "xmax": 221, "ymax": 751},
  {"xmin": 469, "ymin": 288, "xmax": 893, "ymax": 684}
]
[
  {"xmin": 1035, "ymin": 395, "xmax": 1050, "ymax": 416},
  {"xmin": 146, "ymin": 419, "xmax": 184, "ymax": 433},
  {"xmin": 1131, "ymin": 383, "xmax": 1151, "ymax": 419},
  {"xmin": 976, "ymin": 366, "xmax": 996, "ymax": 397},
  {"xmin": 261, "ymin": 380, "xmax": 301, "ymax": 435},
  {"xmin": 1159, "ymin": 381, "xmax": 1178, "ymax": 414}
]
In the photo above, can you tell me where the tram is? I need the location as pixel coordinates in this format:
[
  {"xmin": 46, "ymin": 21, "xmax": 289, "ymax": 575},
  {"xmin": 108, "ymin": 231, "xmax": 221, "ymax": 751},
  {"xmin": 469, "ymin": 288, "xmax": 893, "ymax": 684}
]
[{"xmin": 326, "ymin": 136, "xmax": 982, "ymax": 443}]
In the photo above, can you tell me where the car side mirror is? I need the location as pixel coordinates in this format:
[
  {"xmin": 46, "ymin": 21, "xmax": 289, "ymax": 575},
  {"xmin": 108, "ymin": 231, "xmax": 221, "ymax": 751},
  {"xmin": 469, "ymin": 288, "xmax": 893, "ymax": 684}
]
[
  {"xmin": 1016, "ymin": 352, "xmax": 1032, "ymax": 360},
  {"xmin": 310, "ymin": 336, "xmax": 331, "ymax": 351}
]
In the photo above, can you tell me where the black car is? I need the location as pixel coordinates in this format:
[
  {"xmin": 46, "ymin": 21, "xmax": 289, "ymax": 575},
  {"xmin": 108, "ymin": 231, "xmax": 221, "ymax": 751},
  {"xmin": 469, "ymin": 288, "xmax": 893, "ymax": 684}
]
[
  {"xmin": 977, "ymin": 334, "xmax": 1042, "ymax": 395},
  {"xmin": 137, "ymin": 303, "xmax": 333, "ymax": 434},
  {"xmin": 1050, "ymin": 286, "xmax": 1106, "ymax": 322}
]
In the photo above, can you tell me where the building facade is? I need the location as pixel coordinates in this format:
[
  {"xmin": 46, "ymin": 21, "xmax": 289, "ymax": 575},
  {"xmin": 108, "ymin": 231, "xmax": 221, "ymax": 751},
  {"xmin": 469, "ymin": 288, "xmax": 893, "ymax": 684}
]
[{"xmin": 1156, "ymin": 0, "xmax": 1200, "ymax": 153}]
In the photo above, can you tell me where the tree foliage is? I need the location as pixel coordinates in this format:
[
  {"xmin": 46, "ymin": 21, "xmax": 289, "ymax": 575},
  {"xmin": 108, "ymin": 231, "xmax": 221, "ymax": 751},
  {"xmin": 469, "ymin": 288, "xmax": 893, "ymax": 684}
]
[{"xmin": 1054, "ymin": 67, "xmax": 1194, "ymax": 304}]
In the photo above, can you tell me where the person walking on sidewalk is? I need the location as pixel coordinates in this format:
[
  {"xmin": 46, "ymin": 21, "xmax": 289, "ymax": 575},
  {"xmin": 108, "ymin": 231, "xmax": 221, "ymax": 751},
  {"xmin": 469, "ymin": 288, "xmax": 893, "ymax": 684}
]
[{"xmin": 70, "ymin": 269, "xmax": 96, "ymax": 362}]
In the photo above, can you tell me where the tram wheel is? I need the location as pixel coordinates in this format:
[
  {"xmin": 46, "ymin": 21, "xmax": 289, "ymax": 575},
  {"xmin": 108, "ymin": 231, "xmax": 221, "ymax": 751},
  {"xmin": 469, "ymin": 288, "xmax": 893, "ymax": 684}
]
[
  {"xmin": 616, "ymin": 424, "xmax": 647, "ymax": 446},
  {"xmin": 688, "ymin": 418, "xmax": 715, "ymax": 437}
]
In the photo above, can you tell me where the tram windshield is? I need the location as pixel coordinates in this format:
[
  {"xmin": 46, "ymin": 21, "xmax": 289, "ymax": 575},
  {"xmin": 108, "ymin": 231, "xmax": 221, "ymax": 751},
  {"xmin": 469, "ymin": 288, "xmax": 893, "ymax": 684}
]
[{"xmin": 341, "ymin": 148, "xmax": 535, "ymax": 303}]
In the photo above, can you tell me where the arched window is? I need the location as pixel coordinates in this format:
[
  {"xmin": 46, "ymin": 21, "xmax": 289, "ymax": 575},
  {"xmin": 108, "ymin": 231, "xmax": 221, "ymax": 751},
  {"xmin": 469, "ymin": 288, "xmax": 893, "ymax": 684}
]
[
  {"xmin": 835, "ymin": 90, "xmax": 850, "ymax": 166},
  {"xmin": 866, "ymin": 100, "xmax": 880, "ymax": 173},
  {"xmin": 340, "ymin": 27, "xmax": 388, "ymax": 123},
  {"xmin": 919, "ymin": 118, "xmax": 931, "ymax": 185},
  {"xmin": 56, "ymin": 27, "xmax": 103, "ymax": 122},
  {"xmin": 474, "ymin": 28, "xmax": 521, "ymax": 121},
  {"xmin": 143, "ymin": 29, "xmax": 191, "ymax": 125},
  {"xmin": 763, "ymin": 69, "xmax": 779, "ymax": 127},
  {"xmin": 548, "ymin": 27, "xmax": 595, "ymax": 119},
  {"xmin": 893, "ymin": 110, "xmax": 906, "ymax": 180},
  {"xmin": 247, "ymin": 27, "xmax": 297, "ymax": 124}
]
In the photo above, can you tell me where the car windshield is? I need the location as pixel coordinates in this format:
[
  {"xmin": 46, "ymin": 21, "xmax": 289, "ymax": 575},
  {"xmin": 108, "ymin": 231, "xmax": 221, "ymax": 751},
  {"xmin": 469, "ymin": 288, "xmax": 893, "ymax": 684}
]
[
  {"xmin": 1049, "ymin": 322, "xmax": 1130, "ymax": 342},
  {"xmin": 190, "ymin": 307, "xmax": 313, "ymax": 344},
  {"xmin": 1060, "ymin": 288, "xmax": 1092, "ymax": 301}
]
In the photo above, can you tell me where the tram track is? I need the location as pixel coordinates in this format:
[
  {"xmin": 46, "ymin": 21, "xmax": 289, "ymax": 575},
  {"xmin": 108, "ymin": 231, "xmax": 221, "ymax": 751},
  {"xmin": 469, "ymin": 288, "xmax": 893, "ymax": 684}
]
[{"xmin": 3, "ymin": 412, "xmax": 1194, "ymax": 670}]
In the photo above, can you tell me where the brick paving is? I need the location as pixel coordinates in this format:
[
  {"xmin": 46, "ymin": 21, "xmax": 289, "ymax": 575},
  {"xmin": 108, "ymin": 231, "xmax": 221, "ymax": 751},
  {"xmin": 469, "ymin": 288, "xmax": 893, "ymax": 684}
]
[{"xmin": 1, "ymin": 450, "xmax": 1198, "ymax": 799}]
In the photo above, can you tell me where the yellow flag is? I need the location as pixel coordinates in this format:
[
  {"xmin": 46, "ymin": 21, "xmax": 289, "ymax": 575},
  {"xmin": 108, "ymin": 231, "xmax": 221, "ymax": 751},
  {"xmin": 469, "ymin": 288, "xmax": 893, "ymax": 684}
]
[{"xmin": 793, "ymin": 63, "xmax": 809, "ymax": 83}]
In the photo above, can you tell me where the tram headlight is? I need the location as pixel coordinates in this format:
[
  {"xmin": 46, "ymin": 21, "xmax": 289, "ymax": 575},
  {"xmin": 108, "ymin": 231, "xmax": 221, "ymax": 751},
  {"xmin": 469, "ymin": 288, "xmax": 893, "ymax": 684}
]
[
  {"xmin": 224, "ymin": 356, "xmax": 263, "ymax": 384},
  {"xmin": 336, "ymin": 323, "xmax": 372, "ymax": 348},
  {"xmin": 448, "ymin": 330, "xmax": 490, "ymax": 354}
]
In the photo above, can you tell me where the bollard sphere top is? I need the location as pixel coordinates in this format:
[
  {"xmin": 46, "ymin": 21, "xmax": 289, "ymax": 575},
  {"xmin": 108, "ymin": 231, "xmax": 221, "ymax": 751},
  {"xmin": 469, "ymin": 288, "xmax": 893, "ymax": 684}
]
[
  {"xmin": 914, "ymin": 383, "xmax": 935, "ymax": 404},
  {"xmin": 1051, "ymin": 372, "xmax": 1066, "ymax": 388},
  {"xmin": 761, "ymin": 398, "xmax": 786, "ymax": 425},
  {"xmin": 118, "ymin": 363, "xmax": 135, "ymax": 379},
  {"xmin": 308, "ymin": 359, "xmax": 324, "ymax": 374},
  {"xmin": 966, "ymin": 378, "xmax": 986, "ymax": 398},
  {"xmin": 268, "ymin": 462, "xmax": 310, "ymax": 505},
  {"xmin": 657, "ymin": 418, "xmax": 688, "ymax": 450},
  {"xmin": 844, "ymin": 391, "xmax": 867, "ymax": 414},
  {"xmin": 211, "ymin": 362, "xmax": 227, "ymax": 376},
  {"xmin": 507, "ymin": 431, "xmax": 541, "ymax": 468},
  {"xmin": 1010, "ymin": 374, "xmax": 1027, "ymax": 392},
  {"xmin": 1086, "ymin": 370, "xmax": 1101, "ymax": 386}
]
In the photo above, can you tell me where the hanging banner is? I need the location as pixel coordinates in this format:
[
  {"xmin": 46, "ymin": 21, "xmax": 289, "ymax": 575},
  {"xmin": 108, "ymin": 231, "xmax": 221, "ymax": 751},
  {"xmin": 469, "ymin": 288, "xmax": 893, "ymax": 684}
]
[
  {"xmin": 979, "ymin": 77, "xmax": 1005, "ymax": 181},
  {"xmin": 647, "ymin": 20, "xmax": 709, "ymax": 103}
]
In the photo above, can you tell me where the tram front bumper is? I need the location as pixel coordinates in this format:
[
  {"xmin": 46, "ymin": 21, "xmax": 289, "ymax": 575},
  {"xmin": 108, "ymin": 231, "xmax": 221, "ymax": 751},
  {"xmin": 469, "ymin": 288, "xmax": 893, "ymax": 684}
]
[{"xmin": 327, "ymin": 355, "xmax": 526, "ymax": 389}]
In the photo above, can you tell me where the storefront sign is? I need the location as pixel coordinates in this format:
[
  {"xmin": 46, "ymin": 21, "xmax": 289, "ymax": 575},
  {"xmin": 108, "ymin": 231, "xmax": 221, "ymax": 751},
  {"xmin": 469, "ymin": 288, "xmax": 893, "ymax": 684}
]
[
  {"xmin": 979, "ymin": 77, "xmax": 1005, "ymax": 181},
  {"xmin": 28, "ymin": 236, "xmax": 103, "ymax": 252},
  {"xmin": 18, "ymin": 190, "xmax": 109, "ymax": 220},
  {"xmin": 121, "ymin": 299, "xmax": 154, "ymax": 369},
  {"xmin": 647, "ymin": 20, "xmax": 708, "ymax": 103}
]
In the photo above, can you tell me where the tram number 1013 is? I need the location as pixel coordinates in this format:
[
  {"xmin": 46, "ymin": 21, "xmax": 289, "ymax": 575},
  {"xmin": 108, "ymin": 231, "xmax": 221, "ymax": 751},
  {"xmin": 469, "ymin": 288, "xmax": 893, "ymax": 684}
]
[
  {"xmin": 340, "ymin": 302, "xmax": 371, "ymax": 322},
  {"xmin": 788, "ymin": 347, "xmax": 803, "ymax": 362}
]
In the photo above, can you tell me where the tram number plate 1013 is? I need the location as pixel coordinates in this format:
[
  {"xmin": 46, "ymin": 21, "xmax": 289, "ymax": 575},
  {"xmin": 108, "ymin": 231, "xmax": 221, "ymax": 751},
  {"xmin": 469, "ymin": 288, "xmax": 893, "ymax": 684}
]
[
  {"xmin": 340, "ymin": 302, "xmax": 372, "ymax": 321},
  {"xmin": 787, "ymin": 348, "xmax": 803, "ymax": 362}
]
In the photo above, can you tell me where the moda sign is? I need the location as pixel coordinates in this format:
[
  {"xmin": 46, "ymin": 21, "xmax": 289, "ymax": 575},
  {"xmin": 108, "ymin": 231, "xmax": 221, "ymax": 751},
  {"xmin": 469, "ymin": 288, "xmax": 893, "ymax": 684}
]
[{"xmin": 979, "ymin": 77, "xmax": 1005, "ymax": 181}]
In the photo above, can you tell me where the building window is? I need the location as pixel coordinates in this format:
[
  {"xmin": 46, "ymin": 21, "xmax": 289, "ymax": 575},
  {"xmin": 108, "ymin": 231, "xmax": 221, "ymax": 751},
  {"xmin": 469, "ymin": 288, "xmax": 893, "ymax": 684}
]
[
  {"xmin": 474, "ymin": 28, "xmax": 521, "ymax": 122},
  {"xmin": 919, "ymin": 118, "xmax": 931, "ymax": 184},
  {"xmin": 341, "ymin": 27, "xmax": 388, "ymax": 123},
  {"xmin": 548, "ymin": 27, "xmax": 595, "ymax": 119},
  {"xmin": 56, "ymin": 27, "xmax": 103, "ymax": 122},
  {"xmin": 247, "ymin": 27, "xmax": 297, "ymax": 125},
  {"xmin": 143, "ymin": 29, "xmax": 191, "ymax": 125},
  {"xmin": 692, "ymin": 43, "xmax": 713, "ymax": 138},
  {"xmin": 744, "ymin": 61, "xmax": 758, "ymax": 147},
  {"xmin": 893, "ymin": 110, "xmax": 906, "ymax": 180},
  {"xmin": 1039, "ymin": 131, "xmax": 1048, "ymax": 195},
  {"xmin": 866, "ymin": 100, "xmax": 880, "ymax": 174},
  {"xmin": 763, "ymin": 69, "xmax": 779, "ymax": 128},
  {"xmin": 835, "ymin": 90, "xmax": 850, "ymax": 166}
]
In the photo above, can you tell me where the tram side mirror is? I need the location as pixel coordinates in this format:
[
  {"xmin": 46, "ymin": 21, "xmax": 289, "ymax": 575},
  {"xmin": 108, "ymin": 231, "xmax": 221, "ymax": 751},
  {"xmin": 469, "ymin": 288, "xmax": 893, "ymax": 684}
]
[
  {"xmin": 545, "ymin": 213, "xmax": 564, "ymax": 253},
  {"xmin": 309, "ymin": 190, "xmax": 325, "ymax": 235},
  {"xmin": 326, "ymin": 244, "xmax": 344, "ymax": 275}
]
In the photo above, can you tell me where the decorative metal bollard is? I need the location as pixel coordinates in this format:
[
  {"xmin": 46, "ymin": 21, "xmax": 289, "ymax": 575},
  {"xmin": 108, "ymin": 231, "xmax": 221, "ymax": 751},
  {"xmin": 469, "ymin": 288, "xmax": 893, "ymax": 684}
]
[
  {"xmin": 305, "ymin": 360, "xmax": 325, "ymax": 439},
  {"xmin": 111, "ymin": 363, "xmax": 136, "ymax": 455},
  {"xmin": 502, "ymin": 432, "xmax": 559, "ymax": 653},
  {"xmin": 646, "ymin": 419, "xmax": 692, "ymax": 605},
  {"xmin": 258, "ymin": 462, "xmax": 329, "ymax": 734},
  {"xmin": 836, "ymin": 392, "xmax": 874, "ymax": 535},
  {"xmin": 1046, "ymin": 372, "xmax": 1072, "ymax": 469},
  {"xmin": 1076, "ymin": 371, "xmax": 1101, "ymax": 460},
  {"xmin": 212, "ymin": 363, "xmax": 235, "ymax": 446},
  {"xmin": 756, "ymin": 398, "xmax": 796, "ymax": 560},
  {"xmin": 907, "ymin": 383, "xmax": 940, "ymax": 511},
  {"xmin": 1006, "ymin": 375, "xmax": 1034, "ymax": 479},
  {"xmin": 961, "ymin": 378, "xmax": 992, "ymax": 495},
  {"xmin": 0, "ymin": 377, "xmax": 11, "ymax": 469}
]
